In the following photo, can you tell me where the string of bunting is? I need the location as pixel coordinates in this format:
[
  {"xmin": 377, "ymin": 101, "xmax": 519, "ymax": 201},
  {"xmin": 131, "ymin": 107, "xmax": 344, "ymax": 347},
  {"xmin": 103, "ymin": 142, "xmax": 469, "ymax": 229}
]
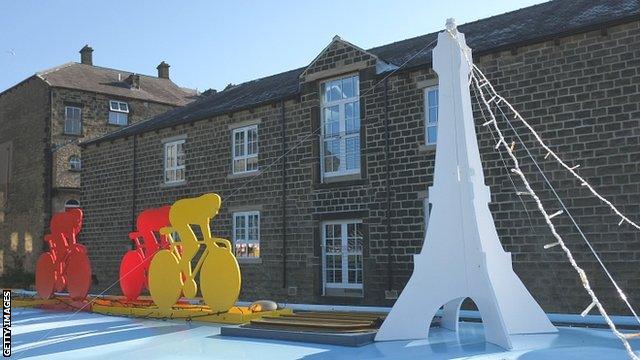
[{"xmin": 446, "ymin": 28, "xmax": 640, "ymax": 360}]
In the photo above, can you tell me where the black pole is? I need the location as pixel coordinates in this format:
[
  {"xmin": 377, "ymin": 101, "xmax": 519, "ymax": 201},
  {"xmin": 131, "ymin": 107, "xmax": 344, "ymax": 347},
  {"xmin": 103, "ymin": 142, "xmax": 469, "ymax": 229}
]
[
  {"xmin": 281, "ymin": 100, "xmax": 288, "ymax": 289},
  {"xmin": 384, "ymin": 78, "xmax": 393, "ymax": 292},
  {"xmin": 131, "ymin": 134, "xmax": 137, "ymax": 231}
]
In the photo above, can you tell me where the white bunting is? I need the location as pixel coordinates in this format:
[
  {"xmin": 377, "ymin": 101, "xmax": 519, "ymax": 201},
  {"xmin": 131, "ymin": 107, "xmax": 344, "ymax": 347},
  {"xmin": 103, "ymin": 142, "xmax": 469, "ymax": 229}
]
[
  {"xmin": 544, "ymin": 242, "xmax": 560, "ymax": 250},
  {"xmin": 581, "ymin": 301, "xmax": 597, "ymax": 317},
  {"xmin": 548, "ymin": 210, "xmax": 564, "ymax": 219}
]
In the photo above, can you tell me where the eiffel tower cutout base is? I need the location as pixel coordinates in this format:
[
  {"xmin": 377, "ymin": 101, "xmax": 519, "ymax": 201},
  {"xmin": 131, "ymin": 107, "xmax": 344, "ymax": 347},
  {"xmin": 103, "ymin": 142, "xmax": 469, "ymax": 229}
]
[{"xmin": 375, "ymin": 20, "xmax": 557, "ymax": 350}]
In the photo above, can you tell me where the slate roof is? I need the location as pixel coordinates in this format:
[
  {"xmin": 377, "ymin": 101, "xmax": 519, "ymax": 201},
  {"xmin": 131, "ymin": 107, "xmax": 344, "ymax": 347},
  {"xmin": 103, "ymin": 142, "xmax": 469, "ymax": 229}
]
[
  {"xmin": 84, "ymin": 0, "xmax": 640, "ymax": 145},
  {"xmin": 36, "ymin": 62, "xmax": 198, "ymax": 106}
]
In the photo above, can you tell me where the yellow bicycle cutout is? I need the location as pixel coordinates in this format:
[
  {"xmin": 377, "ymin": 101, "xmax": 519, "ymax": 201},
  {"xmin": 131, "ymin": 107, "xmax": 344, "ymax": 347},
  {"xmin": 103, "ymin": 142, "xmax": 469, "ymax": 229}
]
[{"xmin": 148, "ymin": 193, "xmax": 241, "ymax": 312}]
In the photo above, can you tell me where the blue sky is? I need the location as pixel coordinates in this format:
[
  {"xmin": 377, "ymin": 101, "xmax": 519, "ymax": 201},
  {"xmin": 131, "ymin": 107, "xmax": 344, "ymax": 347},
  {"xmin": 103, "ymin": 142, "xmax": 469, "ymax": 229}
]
[{"xmin": 0, "ymin": 0, "xmax": 546, "ymax": 93}]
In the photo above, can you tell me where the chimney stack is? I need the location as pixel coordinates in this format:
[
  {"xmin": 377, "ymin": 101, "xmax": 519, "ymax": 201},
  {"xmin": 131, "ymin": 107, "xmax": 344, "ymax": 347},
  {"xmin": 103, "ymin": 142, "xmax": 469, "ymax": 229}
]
[
  {"xmin": 125, "ymin": 74, "xmax": 141, "ymax": 89},
  {"xmin": 80, "ymin": 45, "xmax": 93, "ymax": 65},
  {"xmin": 157, "ymin": 61, "xmax": 170, "ymax": 79}
]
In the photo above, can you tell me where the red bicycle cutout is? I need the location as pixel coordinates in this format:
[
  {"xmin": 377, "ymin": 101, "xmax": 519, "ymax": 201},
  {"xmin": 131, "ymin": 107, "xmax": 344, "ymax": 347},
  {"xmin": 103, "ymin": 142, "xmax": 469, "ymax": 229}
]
[
  {"xmin": 35, "ymin": 208, "xmax": 92, "ymax": 300},
  {"xmin": 119, "ymin": 206, "xmax": 172, "ymax": 300}
]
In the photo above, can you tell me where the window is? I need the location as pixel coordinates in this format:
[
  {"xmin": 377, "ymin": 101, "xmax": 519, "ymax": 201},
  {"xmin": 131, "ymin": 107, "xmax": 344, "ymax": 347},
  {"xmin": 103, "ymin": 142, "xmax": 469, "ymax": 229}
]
[
  {"xmin": 164, "ymin": 140, "xmax": 185, "ymax": 183},
  {"xmin": 232, "ymin": 125, "xmax": 258, "ymax": 174},
  {"xmin": 320, "ymin": 75, "xmax": 360, "ymax": 178},
  {"xmin": 69, "ymin": 155, "xmax": 81, "ymax": 171},
  {"xmin": 424, "ymin": 86, "xmax": 439, "ymax": 145},
  {"xmin": 65, "ymin": 199, "xmax": 80, "ymax": 209},
  {"xmin": 233, "ymin": 211, "xmax": 260, "ymax": 258},
  {"xmin": 109, "ymin": 100, "xmax": 129, "ymax": 125},
  {"xmin": 322, "ymin": 220, "xmax": 363, "ymax": 296},
  {"xmin": 64, "ymin": 106, "xmax": 82, "ymax": 135}
]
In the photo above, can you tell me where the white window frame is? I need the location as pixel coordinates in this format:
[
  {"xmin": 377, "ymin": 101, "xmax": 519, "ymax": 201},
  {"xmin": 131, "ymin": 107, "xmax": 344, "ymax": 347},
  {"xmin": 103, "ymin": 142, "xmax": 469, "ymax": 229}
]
[
  {"xmin": 232, "ymin": 211, "xmax": 260, "ymax": 258},
  {"xmin": 69, "ymin": 155, "xmax": 81, "ymax": 171},
  {"xmin": 231, "ymin": 125, "xmax": 259, "ymax": 174},
  {"xmin": 163, "ymin": 140, "xmax": 185, "ymax": 184},
  {"xmin": 321, "ymin": 219, "xmax": 364, "ymax": 293},
  {"xmin": 64, "ymin": 106, "xmax": 82, "ymax": 135},
  {"xmin": 108, "ymin": 100, "xmax": 129, "ymax": 126},
  {"xmin": 320, "ymin": 74, "xmax": 360, "ymax": 178},
  {"xmin": 424, "ymin": 86, "xmax": 439, "ymax": 145}
]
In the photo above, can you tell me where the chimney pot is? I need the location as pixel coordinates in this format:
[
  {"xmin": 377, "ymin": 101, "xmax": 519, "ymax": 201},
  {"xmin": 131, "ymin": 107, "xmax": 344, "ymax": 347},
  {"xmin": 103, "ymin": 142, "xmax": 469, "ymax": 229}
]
[
  {"xmin": 80, "ymin": 45, "xmax": 93, "ymax": 65},
  {"xmin": 157, "ymin": 61, "xmax": 170, "ymax": 79}
]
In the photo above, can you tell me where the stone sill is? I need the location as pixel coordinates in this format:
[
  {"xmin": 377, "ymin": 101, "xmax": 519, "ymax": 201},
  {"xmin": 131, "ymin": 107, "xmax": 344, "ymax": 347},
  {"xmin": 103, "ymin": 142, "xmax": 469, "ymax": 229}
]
[
  {"xmin": 418, "ymin": 144, "xmax": 437, "ymax": 153},
  {"xmin": 316, "ymin": 173, "xmax": 367, "ymax": 189},
  {"xmin": 227, "ymin": 170, "xmax": 261, "ymax": 180},
  {"xmin": 323, "ymin": 173, "xmax": 361, "ymax": 183},
  {"xmin": 238, "ymin": 257, "xmax": 262, "ymax": 265},
  {"xmin": 322, "ymin": 289, "xmax": 364, "ymax": 299},
  {"xmin": 161, "ymin": 180, "xmax": 187, "ymax": 188}
]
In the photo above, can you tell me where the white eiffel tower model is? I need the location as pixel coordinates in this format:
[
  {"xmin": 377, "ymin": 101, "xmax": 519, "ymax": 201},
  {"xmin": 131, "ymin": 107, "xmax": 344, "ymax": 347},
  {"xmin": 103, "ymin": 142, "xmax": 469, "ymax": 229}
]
[{"xmin": 375, "ymin": 19, "xmax": 557, "ymax": 349}]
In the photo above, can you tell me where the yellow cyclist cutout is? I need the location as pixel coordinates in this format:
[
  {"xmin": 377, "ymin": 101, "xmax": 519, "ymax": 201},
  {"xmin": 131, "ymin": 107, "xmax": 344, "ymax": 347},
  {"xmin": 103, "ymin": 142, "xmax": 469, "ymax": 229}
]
[{"xmin": 148, "ymin": 193, "xmax": 241, "ymax": 312}]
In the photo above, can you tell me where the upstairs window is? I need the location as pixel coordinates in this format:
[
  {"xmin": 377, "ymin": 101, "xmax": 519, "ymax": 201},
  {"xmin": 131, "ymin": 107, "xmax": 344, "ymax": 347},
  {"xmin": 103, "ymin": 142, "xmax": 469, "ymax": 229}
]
[
  {"xmin": 424, "ymin": 86, "xmax": 439, "ymax": 145},
  {"xmin": 69, "ymin": 155, "xmax": 81, "ymax": 171},
  {"xmin": 109, "ymin": 100, "xmax": 129, "ymax": 126},
  {"xmin": 64, "ymin": 106, "xmax": 82, "ymax": 135},
  {"xmin": 232, "ymin": 125, "xmax": 258, "ymax": 174},
  {"xmin": 164, "ymin": 140, "xmax": 185, "ymax": 184},
  {"xmin": 233, "ymin": 211, "xmax": 260, "ymax": 258},
  {"xmin": 320, "ymin": 74, "xmax": 360, "ymax": 178}
]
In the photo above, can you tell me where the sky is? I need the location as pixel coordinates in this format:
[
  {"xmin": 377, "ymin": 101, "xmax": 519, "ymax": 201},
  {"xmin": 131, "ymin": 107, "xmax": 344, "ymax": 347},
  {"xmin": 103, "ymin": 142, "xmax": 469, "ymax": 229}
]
[{"xmin": 0, "ymin": 0, "xmax": 547, "ymax": 93}]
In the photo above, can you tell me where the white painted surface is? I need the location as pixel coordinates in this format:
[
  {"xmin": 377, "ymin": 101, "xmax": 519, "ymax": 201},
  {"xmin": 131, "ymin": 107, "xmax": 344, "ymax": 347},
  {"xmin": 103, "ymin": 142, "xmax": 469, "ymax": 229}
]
[
  {"xmin": 12, "ymin": 308, "xmax": 638, "ymax": 359},
  {"xmin": 375, "ymin": 21, "xmax": 556, "ymax": 349}
]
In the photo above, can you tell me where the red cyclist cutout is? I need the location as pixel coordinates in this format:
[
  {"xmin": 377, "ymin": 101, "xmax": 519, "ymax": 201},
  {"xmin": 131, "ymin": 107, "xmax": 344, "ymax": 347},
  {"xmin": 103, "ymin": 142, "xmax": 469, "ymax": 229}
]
[
  {"xmin": 119, "ymin": 206, "xmax": 172, "ymax": 300},
  {"xmin": 36, "ymin": 208, "xmax": 92, "ymax": 300}
]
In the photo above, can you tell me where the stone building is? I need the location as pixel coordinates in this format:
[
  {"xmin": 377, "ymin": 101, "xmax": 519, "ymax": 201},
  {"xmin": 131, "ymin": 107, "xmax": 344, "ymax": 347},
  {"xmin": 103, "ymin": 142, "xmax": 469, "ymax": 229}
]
[
  {"xmin": 82, "ymin": 0, "xmax": 640, "ymax": 314},
  {"xmin": 0, "ymin": 46, "xmax": 196, "ymax": 276}
]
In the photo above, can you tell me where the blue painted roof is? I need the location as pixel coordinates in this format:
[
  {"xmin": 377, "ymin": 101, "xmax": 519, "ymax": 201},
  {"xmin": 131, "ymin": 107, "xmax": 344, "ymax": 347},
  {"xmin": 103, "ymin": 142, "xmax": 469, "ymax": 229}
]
[{"xmin": 13, "ymin": 308, "xmax": 640, "ymax": 359}]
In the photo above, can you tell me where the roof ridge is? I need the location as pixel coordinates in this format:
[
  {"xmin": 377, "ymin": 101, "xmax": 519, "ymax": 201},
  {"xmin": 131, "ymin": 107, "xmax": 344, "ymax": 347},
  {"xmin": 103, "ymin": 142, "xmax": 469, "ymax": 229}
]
[
  {"xmin": 36, "ymin": 62, "xmax": 76, "ymax": 77},
  {"xmin": 72, "ymin": 62, "xmax": 164, "ymax": 80},
  {"xmin": 214, "ymin": 66, "xmax": 305, "ymax": 94},
  {"xmin": 366, "ymin": 0, "xmax": 558, "ymax": 54}
]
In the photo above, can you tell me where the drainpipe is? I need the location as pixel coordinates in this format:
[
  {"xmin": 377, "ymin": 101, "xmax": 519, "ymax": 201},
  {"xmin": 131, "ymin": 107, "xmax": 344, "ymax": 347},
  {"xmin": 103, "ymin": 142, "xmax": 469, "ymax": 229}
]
[
  {"xmin": 384, "ymin": 78, "xmax": 393, "ymax": 292},
  {"xmin": 281, "ymin": 100, "xmax": 288, "ymax": 288},
  {"xmin": 45, "ymin": 88, "xmax": 54, "ymax": 242},
  {"xmin": 131, "ymin": 134, "xmax": 137, "ymax": 231}
]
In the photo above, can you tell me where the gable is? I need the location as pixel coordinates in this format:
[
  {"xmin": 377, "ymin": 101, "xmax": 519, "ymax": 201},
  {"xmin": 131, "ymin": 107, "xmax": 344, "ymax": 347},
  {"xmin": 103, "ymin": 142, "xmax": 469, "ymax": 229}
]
[{"xmin": 300, "ymin": 37, "xmax": 381, "ymax": 83}]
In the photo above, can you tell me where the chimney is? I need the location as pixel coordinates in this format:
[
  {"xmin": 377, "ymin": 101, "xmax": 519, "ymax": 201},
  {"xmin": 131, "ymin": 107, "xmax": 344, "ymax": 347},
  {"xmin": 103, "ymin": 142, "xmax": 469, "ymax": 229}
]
[
  {"xmin": 79, "ymin": 45, "xmax": 93, "ymax": 65},
  {"xmin": 125, "ymin": 74, "xmax": 140, "ymax": 89},
  {"xmin": 157, "ymin": 61, "xmax": 170, "ymax": 79}
]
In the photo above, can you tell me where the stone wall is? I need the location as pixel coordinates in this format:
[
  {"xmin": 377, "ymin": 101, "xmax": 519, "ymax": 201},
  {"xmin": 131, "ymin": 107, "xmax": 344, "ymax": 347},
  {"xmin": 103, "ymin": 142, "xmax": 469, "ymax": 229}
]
[
  {"xmin": 50, "ymin": 87, "xmax": 175, "ymax": 203},
  {"xmin": 82, "ymin": 20, "xmax": 640, "ymax": 314},
  {"xmin": 0, "ymin": 78, "xmax": 183, "ymax": 278},
  {"xmin": 0, "ymin": 78, "xmax": 49, "ymax": 274}
]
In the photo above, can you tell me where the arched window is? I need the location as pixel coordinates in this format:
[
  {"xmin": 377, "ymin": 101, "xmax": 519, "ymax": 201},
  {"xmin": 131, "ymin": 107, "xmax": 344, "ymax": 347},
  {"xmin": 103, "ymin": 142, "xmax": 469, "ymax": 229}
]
[
  {"xmin": 65, "ymin": 199, "xmax": 80, "ymax": 209},
  {"xmin": 69, "ymin": 155, "xmax": 81, "ymax": 171}
]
